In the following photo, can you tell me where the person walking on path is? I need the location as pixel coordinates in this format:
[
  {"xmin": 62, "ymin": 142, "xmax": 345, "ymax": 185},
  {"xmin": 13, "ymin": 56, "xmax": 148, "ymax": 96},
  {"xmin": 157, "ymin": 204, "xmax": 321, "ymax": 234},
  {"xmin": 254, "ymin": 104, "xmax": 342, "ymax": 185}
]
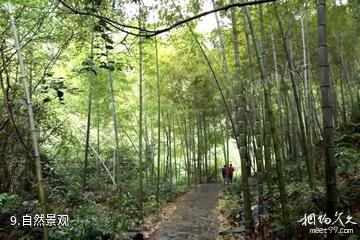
[
  {"xmin": 221, "ymin": 164, "xmax": 228, "ymax": 184},
  {"xmin": 227, "ymin": 164, "xmax": 235, "ymax": 183}
]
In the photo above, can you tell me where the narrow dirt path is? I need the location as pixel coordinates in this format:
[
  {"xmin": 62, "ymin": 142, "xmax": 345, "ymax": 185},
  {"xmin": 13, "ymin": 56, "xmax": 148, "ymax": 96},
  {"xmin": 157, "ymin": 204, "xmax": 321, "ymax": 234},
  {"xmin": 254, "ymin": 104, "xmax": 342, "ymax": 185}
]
[{"xmin": 150, "ymin": 183, "xmax": 223, "ymax": 240}]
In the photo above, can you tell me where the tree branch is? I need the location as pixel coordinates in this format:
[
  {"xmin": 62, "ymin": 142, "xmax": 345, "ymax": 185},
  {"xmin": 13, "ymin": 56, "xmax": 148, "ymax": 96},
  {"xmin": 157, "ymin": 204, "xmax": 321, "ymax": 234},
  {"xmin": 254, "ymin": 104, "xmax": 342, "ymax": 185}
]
[
  {"xmin": 57, "ymin": 0, "xmax": 277, "ymax": 38},
  {"xmin": 31, "ymin": 31, "xmax": 75, "ymax": 94},
  {"xmin": 148, "ymin": 0, "xmax": 277, "ymax": 37},
  {"xmin": 57, "ymin": 0, "xmax": 153, "ymax": 34}
]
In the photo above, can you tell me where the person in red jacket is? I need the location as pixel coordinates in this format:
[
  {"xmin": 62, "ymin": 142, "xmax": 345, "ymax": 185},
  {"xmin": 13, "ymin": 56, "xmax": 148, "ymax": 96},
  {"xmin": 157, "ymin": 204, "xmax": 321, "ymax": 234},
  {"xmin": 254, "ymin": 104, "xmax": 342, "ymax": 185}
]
[{"xmin": 227, "ymin": 164, "xmax": 235, "ymax": 183}]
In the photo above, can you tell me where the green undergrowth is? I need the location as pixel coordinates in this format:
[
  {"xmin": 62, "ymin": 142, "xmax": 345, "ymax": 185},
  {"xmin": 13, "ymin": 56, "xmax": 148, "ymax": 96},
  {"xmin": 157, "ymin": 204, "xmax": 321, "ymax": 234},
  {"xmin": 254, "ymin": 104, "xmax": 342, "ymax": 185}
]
[{"xmin": 0, "ymin": 170, "xmax": 191, "ymax": 240}]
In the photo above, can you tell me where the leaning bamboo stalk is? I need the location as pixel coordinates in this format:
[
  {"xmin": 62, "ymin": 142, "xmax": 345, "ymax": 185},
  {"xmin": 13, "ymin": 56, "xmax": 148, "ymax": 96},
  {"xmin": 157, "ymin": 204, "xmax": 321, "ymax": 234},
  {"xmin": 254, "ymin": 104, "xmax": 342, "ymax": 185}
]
[
  {"xmin": 211, "ymin": 0, "xmax": 233, "ymax": 104},
  {"xmin": 6, "ymin": 2, "xmax": 48, "ymax": 239},
  {"xmin": 106, "ymin": 49, "xmax": 119, "ymax": 185},
  {"xmin": 70, "ymin": 124, "xmax": 116, "ymax": 185}
]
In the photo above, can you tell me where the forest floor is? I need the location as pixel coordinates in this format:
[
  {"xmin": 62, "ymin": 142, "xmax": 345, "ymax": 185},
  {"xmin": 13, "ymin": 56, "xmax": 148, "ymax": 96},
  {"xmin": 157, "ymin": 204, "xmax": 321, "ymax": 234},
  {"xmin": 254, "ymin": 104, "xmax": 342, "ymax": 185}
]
[{"xmin": 147, "ymin": 183, "xmax": 224, "ymax": 240}]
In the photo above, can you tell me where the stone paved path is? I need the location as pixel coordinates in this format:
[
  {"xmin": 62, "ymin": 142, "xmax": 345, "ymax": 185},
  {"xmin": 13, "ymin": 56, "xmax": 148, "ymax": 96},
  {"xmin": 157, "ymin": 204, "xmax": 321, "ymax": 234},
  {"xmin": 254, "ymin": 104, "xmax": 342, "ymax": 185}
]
[{"xmin": 150, "ymin": 184, "xmax": 223, "ymax": 240}]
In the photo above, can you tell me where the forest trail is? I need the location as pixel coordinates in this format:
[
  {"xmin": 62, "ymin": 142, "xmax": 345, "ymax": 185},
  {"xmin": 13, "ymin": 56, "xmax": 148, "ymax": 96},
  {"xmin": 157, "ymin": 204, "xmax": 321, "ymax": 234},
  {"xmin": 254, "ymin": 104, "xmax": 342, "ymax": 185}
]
[{"xmin": 150, "ymin": 184, "xmax": 223, "ymax": 240}]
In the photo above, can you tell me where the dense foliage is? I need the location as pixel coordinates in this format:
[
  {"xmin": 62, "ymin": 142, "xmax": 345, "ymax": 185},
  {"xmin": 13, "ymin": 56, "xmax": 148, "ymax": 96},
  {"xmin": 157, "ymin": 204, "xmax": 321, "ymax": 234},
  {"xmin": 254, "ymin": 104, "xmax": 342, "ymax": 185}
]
[{"xmin": 0, "ymin": 0, "xmax": 359, "ymax": 239}]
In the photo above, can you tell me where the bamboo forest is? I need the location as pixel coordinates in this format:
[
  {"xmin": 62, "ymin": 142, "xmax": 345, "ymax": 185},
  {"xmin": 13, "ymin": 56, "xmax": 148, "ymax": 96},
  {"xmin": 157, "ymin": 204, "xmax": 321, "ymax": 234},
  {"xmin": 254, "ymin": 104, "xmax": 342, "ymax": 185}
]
[{"xmin": 0, "ymin": 0, "xmax": 359, "ymax": 239}]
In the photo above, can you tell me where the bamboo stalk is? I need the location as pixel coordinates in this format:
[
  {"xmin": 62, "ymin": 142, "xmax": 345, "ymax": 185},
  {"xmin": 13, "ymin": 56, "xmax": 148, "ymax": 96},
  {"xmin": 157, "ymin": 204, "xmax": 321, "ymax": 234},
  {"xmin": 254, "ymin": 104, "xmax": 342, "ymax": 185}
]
[{"xmin": 6, "ymin": 2, "xmax": 48, "ymax": 239}]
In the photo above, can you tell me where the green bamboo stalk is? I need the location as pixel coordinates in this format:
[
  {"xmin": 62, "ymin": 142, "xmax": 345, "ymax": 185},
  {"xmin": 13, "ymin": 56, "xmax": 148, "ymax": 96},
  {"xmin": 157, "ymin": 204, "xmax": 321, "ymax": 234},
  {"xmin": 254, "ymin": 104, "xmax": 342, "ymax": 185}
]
[
  {"xmin": 231, "ymin": 3, "xmax": 252, "ymax": 235},
  {"xmin": 138, "ymin": 2, "xmax": 144, "ymax": 219},
  {"xmin": 82, "ymin": 26, "xmax": 95, "ymax": 193},
  {"xmin": 316, "ymin": 1, "xmax": 337, "ymax": 239},
  {"xmin": 155, "ymin": 34, "xmax": 161, "ymax": 208},
  {"xmin": 6, "ymin": 2, "xmax": 48, "ymax": 239}
]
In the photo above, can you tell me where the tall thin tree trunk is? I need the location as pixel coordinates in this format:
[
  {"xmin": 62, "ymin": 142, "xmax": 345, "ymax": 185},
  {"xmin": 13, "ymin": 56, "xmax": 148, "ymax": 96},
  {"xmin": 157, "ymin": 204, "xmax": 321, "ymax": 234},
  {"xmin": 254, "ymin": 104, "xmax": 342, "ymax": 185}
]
[
  {"xmin": 163, "ymin": 127, "xmax": 167, "ymax": 180},
  {"xmin": 138, "ymin": 2, "xmax": 144, "ymax": 219},
  {"xmin": 231, "ymin": 4, "xmax": 252, "ymax": 235},
  {"xmin": 108, "ymin": 55, "xmax": 119, "ymax": 185},
  {"xmin": 82, "ymin": 17, "xmax": 95, "ymax": 193},
  {"xmin": 173, "ymin": 116, "xmax": 177, "ymax": 183},
  {"xmin": 316, "ymin": 1, "xmax": 337, "ymax": 239},
  {"xmin": 155, "ymin": 34, "xmax": 161, "ymax": 208},
  {"xmin": 6, "ymin": 3, "xmax": 48, "ymax": 239},
  {"xmin": 183, "ymin": 116, "xmax": 191, "ymax": 186},
  {"xmin": 202, "ymin": 114, "xmax": 208, "ymax": 182},
  {"xmin": 340, "ymin": 65, "xmax": 347, "ymax": 124},
  {"xmin": 97, "ymin": 107, "xmax": 100, "ymax": 153},
  {"xmin": 0, "ymin": 48, "xmax": 11, "ymax": 193},
  {"xmin": 220, "ymin": 123, "xmax": 227, "ymax": 165},
  {"xmin": 168, "ymin": 115, "xmax": 173, "ymax": 185},
  {"xmin": 257, "ymin": 5, "xmax": 265, "ymax": 221},
  {"xmin": 329, "ymin": 55, "xmax": 339, "ymax": 128},
  {"xmin": 212, "ymin": 0, "xmax": 233, "ymax": 103},
  {"xmin": 213, "ymin": 117, "xmax": 218, "ymax": 181},
  {"xmin": 196, "ymin": 114, "xmax": 202, "ymax": 184},
  {"xmin": 226, "ymin": 134, "xmax": 230, "ymax": 166},
  {"xmin": 301, "ymin": 13, "xmax": 315, "ymax": 179},
  {"xmin": 261, "ymin": 25, "xmax": 273, "ymax": 195},
  {"xmin": 190, "ymin": 118, "xmax": 196, "ymax": 185}
]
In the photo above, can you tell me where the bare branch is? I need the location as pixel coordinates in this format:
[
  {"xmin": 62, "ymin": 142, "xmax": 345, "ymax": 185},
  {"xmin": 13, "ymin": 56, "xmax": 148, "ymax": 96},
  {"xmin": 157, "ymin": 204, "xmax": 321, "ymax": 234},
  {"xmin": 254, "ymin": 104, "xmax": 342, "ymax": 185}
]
[
  {"xmin": 57, "ymin": 0, "xmax": 153, "ymax": 33},
  {"xmin": 147, "ymin": 0, "xmax": 277, "ymax": 37},
  {"xmin": 57, "ymin": 0, "xmax": 277, "ymax": 38}
]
